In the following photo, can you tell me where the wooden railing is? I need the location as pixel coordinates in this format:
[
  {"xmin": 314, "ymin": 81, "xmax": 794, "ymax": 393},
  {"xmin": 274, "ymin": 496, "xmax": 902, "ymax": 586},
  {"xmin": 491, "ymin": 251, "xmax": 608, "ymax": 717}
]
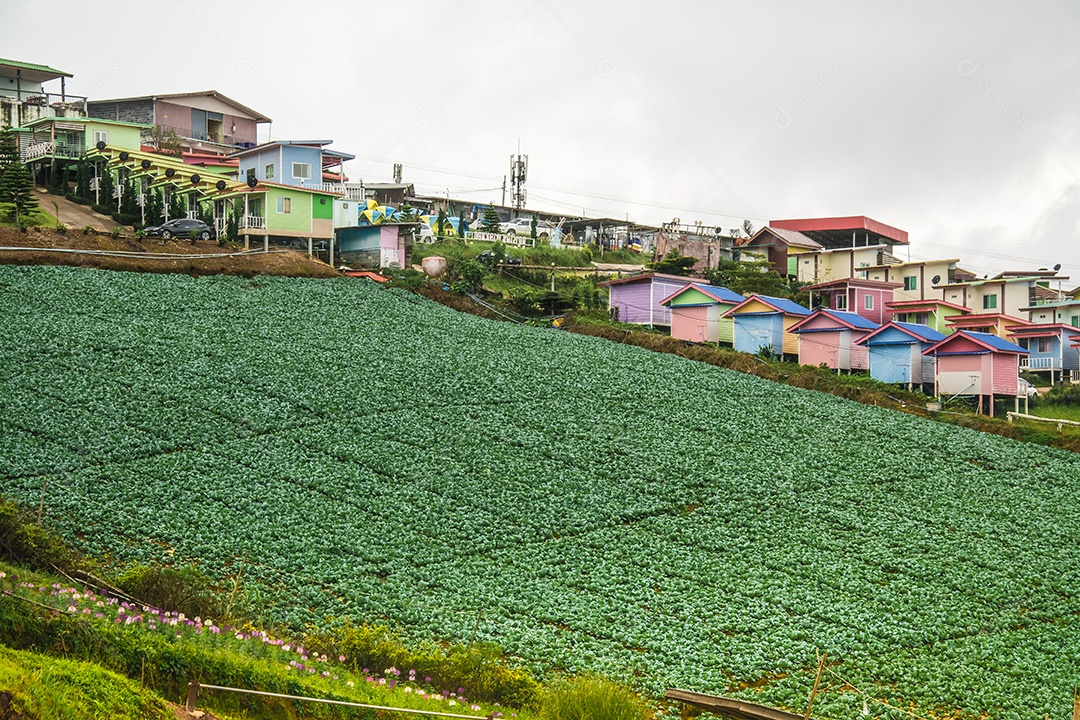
[{"xmin": 1021, "ymin": 357, "xmax": 1059, "ymax": 370}]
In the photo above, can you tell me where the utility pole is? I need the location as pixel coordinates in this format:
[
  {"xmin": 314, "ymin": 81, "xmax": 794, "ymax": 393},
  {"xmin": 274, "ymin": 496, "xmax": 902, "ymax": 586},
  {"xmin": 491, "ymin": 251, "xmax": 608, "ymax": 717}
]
[
  {"xmin": 501, "ymin": 175, "xmax": 506, "ymax": 207},
  {"xmin": 510, "ymin": 141, "xmax": 527, "ymax": 213}
]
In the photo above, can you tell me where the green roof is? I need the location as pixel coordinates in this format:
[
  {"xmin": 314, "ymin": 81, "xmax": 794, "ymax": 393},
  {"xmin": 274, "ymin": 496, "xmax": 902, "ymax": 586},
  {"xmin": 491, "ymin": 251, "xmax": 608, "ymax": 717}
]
[
  {"xmin": 0, "ymin": 58, "xmax": 73, "ymax": 78},
  {"xmin": 23, "ymin": 116, "xmax": 150, "ymax": 129}
]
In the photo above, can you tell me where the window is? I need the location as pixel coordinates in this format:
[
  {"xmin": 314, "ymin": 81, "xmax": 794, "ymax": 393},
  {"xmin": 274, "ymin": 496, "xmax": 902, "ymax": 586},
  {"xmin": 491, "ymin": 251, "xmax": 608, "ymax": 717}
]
[
  {"xmin": 983, "ymin": 294, "xmax": 998, "ymax": 310},
  {"xmin": 864, "ymin": 295, "xmax": 874, "ymax": 310},
  {"xmin": 93, "ymin": 130, "xmax": 108, "ymax": 145},
  {"xmin": 903, "ymin": 276, "xmax": 917, "ymax": 291},
  {"xmin": 1071, "ymin": 315, "xmax": 1079, "ymax": 327},
  {"xmin": 292, "ymin": 162, "xmax": 311, "ymax": 181},
  {"xmin": 246, "ymin": 168, "xmax": 256, "ymax": 183},
  {"xmin": 1037, "ymin": 338, "xmax": 1051, "ymax": 354},
  {"xmin": 265, "ymin": 164, "xmax": 274, "ymax": 180},
  {"xmin": 276, "ymin": 197, "xmax": 292, "ymax": 214},
  {"xmin": 835, "ymin": 295, "xmax": 847, "ymax": 310}
]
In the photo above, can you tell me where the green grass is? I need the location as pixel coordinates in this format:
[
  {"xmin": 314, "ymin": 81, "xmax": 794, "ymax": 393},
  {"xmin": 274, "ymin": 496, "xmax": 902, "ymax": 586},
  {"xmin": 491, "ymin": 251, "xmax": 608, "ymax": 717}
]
[
  {"xmin": 0, "ymin": 207, "xmax": 57, "ymax": 228},
  {"xmin": 1026, "ymin": 403, "xmax": 1080, "ymax": 422},
  {"xmin": 0, "ymin": 643, "xmax": 174, "ymax": 720}
]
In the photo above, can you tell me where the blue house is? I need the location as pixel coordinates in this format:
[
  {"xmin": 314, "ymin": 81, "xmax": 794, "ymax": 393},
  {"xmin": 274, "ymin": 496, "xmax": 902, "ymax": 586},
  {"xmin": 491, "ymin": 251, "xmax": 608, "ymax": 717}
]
[
  {"xmin": 1008, "ymin": 324, "xmax": 1080, "ymax": 384},
  {"xmin": 722, "ymin": 295, "xmax": 812, "ymax": 360},
  {"xmin": 229, "ymin": 140, "xmax": 356, "ymax": 194},
  {"xmin": 855, "ymin": 321, "xmax": 945, "ymax": 390}
]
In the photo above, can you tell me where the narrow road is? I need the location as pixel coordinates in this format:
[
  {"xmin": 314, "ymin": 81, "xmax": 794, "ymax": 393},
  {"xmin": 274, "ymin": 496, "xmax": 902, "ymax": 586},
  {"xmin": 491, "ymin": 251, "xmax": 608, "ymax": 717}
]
[{"xmin": 32, "ymin": 187, "xmax": 115, "ymax": 233}]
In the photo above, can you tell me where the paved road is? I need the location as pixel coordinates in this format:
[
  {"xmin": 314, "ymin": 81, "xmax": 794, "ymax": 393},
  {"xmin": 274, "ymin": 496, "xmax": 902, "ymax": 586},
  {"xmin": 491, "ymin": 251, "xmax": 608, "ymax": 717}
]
[{"xmin": 32, "ymin": 188, "xmax": 115, "ymax": 233}]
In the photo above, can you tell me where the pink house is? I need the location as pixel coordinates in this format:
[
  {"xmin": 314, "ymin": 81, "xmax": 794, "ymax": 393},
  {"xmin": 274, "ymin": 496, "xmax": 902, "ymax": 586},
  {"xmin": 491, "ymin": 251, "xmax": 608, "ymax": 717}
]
[
  {"xmin": 788, "ymin": 309, "xmax": 879, "ymax": 372},
  {"xmin": 924, "ymin": 330, "xmax": 1028, "ymax": 416},
  {"xmin": 801, "ymin": 277, "xmax": 901, "ymax": 325}
]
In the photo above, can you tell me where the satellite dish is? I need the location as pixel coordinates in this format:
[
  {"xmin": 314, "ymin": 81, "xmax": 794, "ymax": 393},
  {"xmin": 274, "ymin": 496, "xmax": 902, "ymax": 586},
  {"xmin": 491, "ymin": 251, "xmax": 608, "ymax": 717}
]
[
  {"xmin": 118, "ymin": 151, "xmax": 129, "ymax": 161},
  {"xmin": 95, "ymin": 140, "xmax": 106, "ymax": 152},
  {"xmin": 932, "ymin": 275, "xmax": 941, "ymax": 285},
  {"xmin": 190, "ymin": 174, "xmax": 201, "ymax": 185},
  {"xmin": 140, "ymin": 159, "xmax": 151, "ymax": 170},
  {"xmin": 1054, "ymin": 263, "xmax": 1062, "ymax": 271},
  {"xmin": 164, "ymin": 168, "xmax": 176, "ymax": 178},
  {"xmin": 246, "ymin": 175, "xmax": 258, "ymax": 188},
  {"xmin": 215, "ymin": 180, "xmax": 227, "ymax": 191}
]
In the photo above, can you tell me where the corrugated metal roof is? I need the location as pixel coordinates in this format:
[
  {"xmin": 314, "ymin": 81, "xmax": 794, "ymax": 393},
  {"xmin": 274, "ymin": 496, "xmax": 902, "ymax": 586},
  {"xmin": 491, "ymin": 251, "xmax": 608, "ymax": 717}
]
[
  {"xmin": 893, "ymin": 322, "xmax": 946, "ymax": 342},
  {"xmin": 757, "ymin": 295, "xmax": 812, "ymax": 316},
  {"xmin": 928, "ymin": 330, "xmax": 1027, "ymax": 355},
  {"xmin": 0, "ymin": 58, "xmax": 72, "ymax": 78},
  {"xmin": 821, "ymin": 309, "xmax": 880, "ymax": 330}
]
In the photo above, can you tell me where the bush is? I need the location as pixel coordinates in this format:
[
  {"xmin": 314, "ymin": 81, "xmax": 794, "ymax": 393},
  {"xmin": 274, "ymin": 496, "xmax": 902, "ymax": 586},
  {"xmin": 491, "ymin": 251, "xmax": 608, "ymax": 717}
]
[
  {"xmin": 540, "ymin": 675, "xmax": 650, "ymax": 720},
  {"xmin": 1042, "ymin": 384, "xmax": 1080, "ymax": 405},
  {"xmin": 305, "ymin": 622, "xmax": 541, "ymax": 708},
  {"xmin": 114, "ymin": 564, "xmax": 227, "ymax": 621},
  {"xmin": 0, "ymin": 499, "xmax": 80, "ymax": 572}
]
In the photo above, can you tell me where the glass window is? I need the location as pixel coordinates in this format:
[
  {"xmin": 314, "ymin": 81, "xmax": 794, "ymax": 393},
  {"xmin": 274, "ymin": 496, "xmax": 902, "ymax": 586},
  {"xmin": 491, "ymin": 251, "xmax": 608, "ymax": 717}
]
[
  {"xmin": 93, "ymin": 130, "xmax": 108, "ymax": 145},
  {"xmin": 292, "ymin": 162, "xmax": 311, "ymax": 180},
  {"xmin": 1038, "ymin": 338, "xmax": 1051, "ymax": 353},
  {"xmin": 835, "ymin": 295, "xmax": 847, "ymax": 310},
  {"xmin": 276, "ymin": 197, "xmax": 292, "ymax": 214},
  {"xmin": 904, "ymin": 276, "xmax": 917, "ymax": 291},
  {"xmin": 983, "ymin": 294, "xmax": 998, "ymax": 310},
  {"xmin": 266, "ymin": 164, "xmax": 274, "ymax": 180},
  {"xmin": 864, "ymin": 295, "xmax": 874, "ymax": 310}
]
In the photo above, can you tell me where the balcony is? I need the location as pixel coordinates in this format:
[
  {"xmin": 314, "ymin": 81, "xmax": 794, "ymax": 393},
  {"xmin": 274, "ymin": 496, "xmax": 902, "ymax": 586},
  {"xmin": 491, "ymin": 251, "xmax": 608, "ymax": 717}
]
[
  {"xmin": 21, "ymin": 140, "xmax": 86, "ymax": 161},
  {"xmin": 239, "ymin": 215, "xmax": 265, "ymax": 230},
  {"xmin": 1021, "ymin": 357, "xmax": 1060, "ymax": 371}
]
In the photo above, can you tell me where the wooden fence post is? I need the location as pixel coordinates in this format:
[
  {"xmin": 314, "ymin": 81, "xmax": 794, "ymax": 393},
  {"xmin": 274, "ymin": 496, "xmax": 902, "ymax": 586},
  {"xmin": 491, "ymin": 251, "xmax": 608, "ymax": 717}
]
[
  {"xmin": 186, "ymin": 681, "xmax": 200, "ymax": 712},
  {"xmin": 804, "ymin": 653, "xmax": 827, "ymax": 720}
]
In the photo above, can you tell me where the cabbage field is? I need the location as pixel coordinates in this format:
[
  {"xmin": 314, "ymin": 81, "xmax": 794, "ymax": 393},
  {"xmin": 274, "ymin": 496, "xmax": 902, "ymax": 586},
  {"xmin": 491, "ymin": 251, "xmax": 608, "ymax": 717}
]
[{"xmin": 2, "ymin": 265, "xmax": 1079, "ymax": 720}]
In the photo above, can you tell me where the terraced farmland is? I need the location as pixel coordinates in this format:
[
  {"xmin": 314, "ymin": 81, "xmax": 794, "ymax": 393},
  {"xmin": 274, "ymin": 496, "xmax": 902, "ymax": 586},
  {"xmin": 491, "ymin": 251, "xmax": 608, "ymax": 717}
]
[{"xmin": 2, "ymin": 265, "xmax": 1079, "ymax": 720}]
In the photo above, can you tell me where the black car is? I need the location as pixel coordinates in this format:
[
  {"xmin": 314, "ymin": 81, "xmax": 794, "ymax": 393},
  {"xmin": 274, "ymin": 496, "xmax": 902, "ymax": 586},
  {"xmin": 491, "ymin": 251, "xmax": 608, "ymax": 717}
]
[
  {"xmin": 477, "ymin": 249, "xmax": 522, "ymax": 266},
  {"xmin": 144, "ymin": 218, "xmax": 215, "ymax": 241}
]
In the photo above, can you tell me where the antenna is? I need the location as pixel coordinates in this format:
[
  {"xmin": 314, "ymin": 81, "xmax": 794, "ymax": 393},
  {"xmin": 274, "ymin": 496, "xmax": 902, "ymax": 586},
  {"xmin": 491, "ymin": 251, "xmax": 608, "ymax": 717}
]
[
  {"xmin": 393, "ymin": 163, "xmax": 402, "ymax": 184},
  {"xmin": 510, "ymin": 142, "xmax": 528, "ymax": 211}
]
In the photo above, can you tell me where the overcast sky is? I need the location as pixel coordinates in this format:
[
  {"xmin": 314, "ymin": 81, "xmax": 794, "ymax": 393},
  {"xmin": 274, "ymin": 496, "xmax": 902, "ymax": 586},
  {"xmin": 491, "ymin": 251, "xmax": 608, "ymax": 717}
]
[{"xmin": 5, "ymin": 0, "xmax": 1078, "ymax": 276}]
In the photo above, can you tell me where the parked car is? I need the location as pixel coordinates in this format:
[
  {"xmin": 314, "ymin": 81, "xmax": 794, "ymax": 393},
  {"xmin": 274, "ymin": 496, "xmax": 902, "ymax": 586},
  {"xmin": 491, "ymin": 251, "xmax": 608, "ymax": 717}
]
[
  {"xmin": 416, "ymin": 224, "xmax": 435, "ymax": 242},
  {"xmin": 145, "ymin": 218, "xmax": 215, "ymax": 241},
  {"xmin": 477, "ymin": 249, "xmax": 522, "ymax": 266},
  {"xmin": 1018, "ymin": 377, "xmax": 1039, "ymax": 398},
  {"xmin": 499, "ymin": 217, "xmax": 552, "ymax": 240}
]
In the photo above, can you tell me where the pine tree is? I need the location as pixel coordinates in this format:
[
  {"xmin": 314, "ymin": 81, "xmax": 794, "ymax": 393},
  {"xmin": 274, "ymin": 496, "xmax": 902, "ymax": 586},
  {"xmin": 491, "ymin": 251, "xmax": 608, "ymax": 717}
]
[
  {"xmin": 480, "ymin": 205, "xmax": 501, "ymax": 233},
  {"xmin": 0, "ymin": 160, "xmax": 39, "ymax": 225},
  {"xmin": 436, "ymin": 208, "xmax": 448, "ymax": 238},
  {"xmin": 167, "ymin": 189, "xmax": 185, "ymax": 222},
  {"xmin": 0, "ymin": 132, "xmax": 19, "ymax": 172},
  {"xmin": 75, "ymin": 157, "xmax": 91, "ymax": 203},
  {"xmin": 119, "ymin": 174, "xmax": 139, "ymax": 224},
  {"xmin": 97, "ymin": 167, "xmax": 115, "ymax": 214},
  {"xmin": 145, "ymin": 187, "xmax": 163, "ymax": 226},
  {"xmin": 457, "ymin": 210, "xmax": 466, "ymax": 238}
]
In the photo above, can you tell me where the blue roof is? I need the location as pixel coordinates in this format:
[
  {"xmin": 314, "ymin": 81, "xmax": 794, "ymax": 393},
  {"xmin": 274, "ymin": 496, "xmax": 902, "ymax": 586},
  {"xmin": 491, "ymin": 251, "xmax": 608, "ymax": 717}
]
[
  {"xmin": 691, "ymin": 283, "xmax": 745, "ymax": 304},
  {"xmin": 820, "ymin": 310, "xmax": 880, "ymax": 330},
  {"xmin": 893, "ymin": 322, "xmax": 946, "ymax": 343},
  {"xmin": 757, "ymin": 295, "xmax": 812, "ymax": 316},
  {"xmin": 962, "ymin": 330, "xmax": 1027, "ymax": 353}
]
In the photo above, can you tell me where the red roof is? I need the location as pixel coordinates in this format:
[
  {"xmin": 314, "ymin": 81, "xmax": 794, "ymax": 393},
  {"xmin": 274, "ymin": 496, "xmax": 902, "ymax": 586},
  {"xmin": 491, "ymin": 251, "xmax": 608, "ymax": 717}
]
[
  {"xmin": 886, "ymin": 299, "xmax": 970, "ymax": 313},
  {"xmin": 769, "ymin": 216, "xmax": 908, "ymax": 245},
  {"xmin": 801, "ymin": 277, "xmax": 902, "ymax": 291},
  {"xmin": 1008, "ymin": 323, "xmax": 1080, "ymax": 338},
  {"xmin": 597, "ymin": 272, "xmax": 696, "ymax": 288},
  {"xmin": 946, "ymin": 313, "xmax": 1029, "ymax": 328}
]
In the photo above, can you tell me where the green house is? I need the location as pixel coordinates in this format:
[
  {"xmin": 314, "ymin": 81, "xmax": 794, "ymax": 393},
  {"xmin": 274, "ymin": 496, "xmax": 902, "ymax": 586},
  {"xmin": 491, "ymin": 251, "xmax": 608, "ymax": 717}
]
[{"xmin": 15, "ymin": 116, "xmax": 147, "ymax": 177}]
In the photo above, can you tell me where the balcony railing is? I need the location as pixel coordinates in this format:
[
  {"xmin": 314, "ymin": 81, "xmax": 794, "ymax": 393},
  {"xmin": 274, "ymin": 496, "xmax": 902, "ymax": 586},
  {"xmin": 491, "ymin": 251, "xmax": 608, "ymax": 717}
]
[
  {"xmin": 239, "ymin": 215, "xmax": 266, "ymax": 230},
  {"xmin": 20, "ymin": 141, "xmax": 87, "ymax": 161},
  {"xmin": 300, "ymin": 181, "xmax": 348, "ymax": 195},
  {"xmin": 1021, "ymin": 357, "xmax": 1060, "ymax": 370}
]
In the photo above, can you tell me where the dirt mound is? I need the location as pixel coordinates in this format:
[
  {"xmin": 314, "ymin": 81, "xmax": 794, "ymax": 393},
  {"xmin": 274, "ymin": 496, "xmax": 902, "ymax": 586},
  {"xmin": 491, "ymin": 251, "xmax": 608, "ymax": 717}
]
[{"xmin": 0, "ymin": 226, "xmax": 339, "ymax": 279}]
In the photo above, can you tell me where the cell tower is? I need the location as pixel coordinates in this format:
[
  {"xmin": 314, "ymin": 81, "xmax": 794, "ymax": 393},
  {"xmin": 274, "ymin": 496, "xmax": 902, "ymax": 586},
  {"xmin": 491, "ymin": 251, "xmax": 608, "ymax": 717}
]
[{"xmin": 510, "ymin": 146, "xmax": 528, "ymax": 211}]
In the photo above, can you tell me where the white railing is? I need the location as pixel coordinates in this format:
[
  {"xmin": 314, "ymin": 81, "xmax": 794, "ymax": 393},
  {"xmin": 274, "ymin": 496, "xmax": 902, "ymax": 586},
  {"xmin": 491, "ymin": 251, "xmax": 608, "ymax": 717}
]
[
  {"xmin": 1021, "ymin": 357, "xmax": 1059, "ymax": 370},
  {"xmin": 300, "ymin": 181, "xmax": 346, "ymax": 195},
  {"xmin": 215, "ymin": 219, "xmax": 228, "ymax": 235},
  {"xmin": 186, "ymin": 211, "xmax": 198, "ymax": 219},
  {"xmin": 343, "ymin": 183, "xmax": 364, "ymax": 200},
  {"xmin": 239, "ymin": 215, "xmax": 265, "ymax": 229},
  {"xmin": 23, "ymin": 141, "xmax": 53, "ymax": 161}
]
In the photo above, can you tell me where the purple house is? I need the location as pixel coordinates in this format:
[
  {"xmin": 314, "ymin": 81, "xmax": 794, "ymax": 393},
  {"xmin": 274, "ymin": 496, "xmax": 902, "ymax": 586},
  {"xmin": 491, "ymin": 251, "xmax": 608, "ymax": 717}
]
[{"xmin": 598, "ymin": 273, "xmax": 695, "ymax": 326}]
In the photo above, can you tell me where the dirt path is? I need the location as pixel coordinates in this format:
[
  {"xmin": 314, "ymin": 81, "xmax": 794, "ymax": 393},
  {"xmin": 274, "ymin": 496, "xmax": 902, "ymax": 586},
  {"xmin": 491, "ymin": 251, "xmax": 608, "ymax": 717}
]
[{"xmin": 31, "ymin": 187, "xmax": 115, "ymax": 233}]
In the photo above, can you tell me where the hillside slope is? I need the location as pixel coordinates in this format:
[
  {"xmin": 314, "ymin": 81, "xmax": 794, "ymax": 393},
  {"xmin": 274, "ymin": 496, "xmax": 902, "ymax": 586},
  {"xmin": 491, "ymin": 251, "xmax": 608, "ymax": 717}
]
[{"xmin": 1, "ymin": 265, "xmax": 1079, "ymax": 720}]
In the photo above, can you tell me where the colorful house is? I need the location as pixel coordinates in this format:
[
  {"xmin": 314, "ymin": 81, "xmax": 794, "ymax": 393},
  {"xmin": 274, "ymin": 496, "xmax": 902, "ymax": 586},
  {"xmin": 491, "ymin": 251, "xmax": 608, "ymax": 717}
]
[
  {"xmin": 659, "ymin": 283, "xmax": 745, "ymax": 344},
  {"xmin": 863, "ymin": 257, "xmax": 964, "ymax": 302},
  {"xmin": 924, "ymin": 331, "xmax": 1029, "ymax": 415},
  {"xmin": 598, "ymin": 273, "xmax": 697, "ymax": 326},
  {"xmin": 855, "ymin": 322, "xmax": 945, "ymax": 390},
  {"xmin": 788, "ymin": 309, "xmax": 879, "ymax": 372},
  {"xmin": 722, "ymin": 295, "xmax": 811, "ymax": 359},
  {"xmin": 801, "ymin": 277, "xmax": 900, "ymax": 324},
  {"xmin": 938, "ymin": 272, "xmax": 1070, "ymax": 319},
  {"xmin": 87, "ymin": 90, "xmax": 271, "ymax": 155},
  {"xmin": 1007, "ymin": 324, "xmax": 1080, "ymax": 384},
  {"xmin": 14, "ymin": 116, "xmax": 147, "ymax": 182},
  {"xmin": 1022, "ymin": 297, "xmax": 1080, "ymax": 328},
  {"xmin": 945, "ymin": 313, "xmax": 1029, "ymax": 339},
  {"xmin": 86, "ymin": 143, "xmax": 341, "ymax": 253},
  {"xmin": 886, "ymin": 299, "xmax": 969, "ymax": 334},
  {"xmin": 738, "ymin": 226, "xmax": 822, "ymax": 277},
  {"xmin": 335, "ymin": 224, "xmax": 413, "ymax": 269},
  {"xmin": 0, "ymin": 57, "xmax": 86, "ymax": 129},
  {"xmin": 228, "ymin": 140, "xmax": 359, "ymax": 198}
]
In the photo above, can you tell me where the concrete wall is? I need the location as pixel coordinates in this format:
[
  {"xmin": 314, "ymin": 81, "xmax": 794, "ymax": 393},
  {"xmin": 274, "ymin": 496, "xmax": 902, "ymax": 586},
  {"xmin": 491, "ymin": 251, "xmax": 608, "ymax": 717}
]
[{"xmin": 87, "ymin": 99, "xmax": 155, "ymax": 125}]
